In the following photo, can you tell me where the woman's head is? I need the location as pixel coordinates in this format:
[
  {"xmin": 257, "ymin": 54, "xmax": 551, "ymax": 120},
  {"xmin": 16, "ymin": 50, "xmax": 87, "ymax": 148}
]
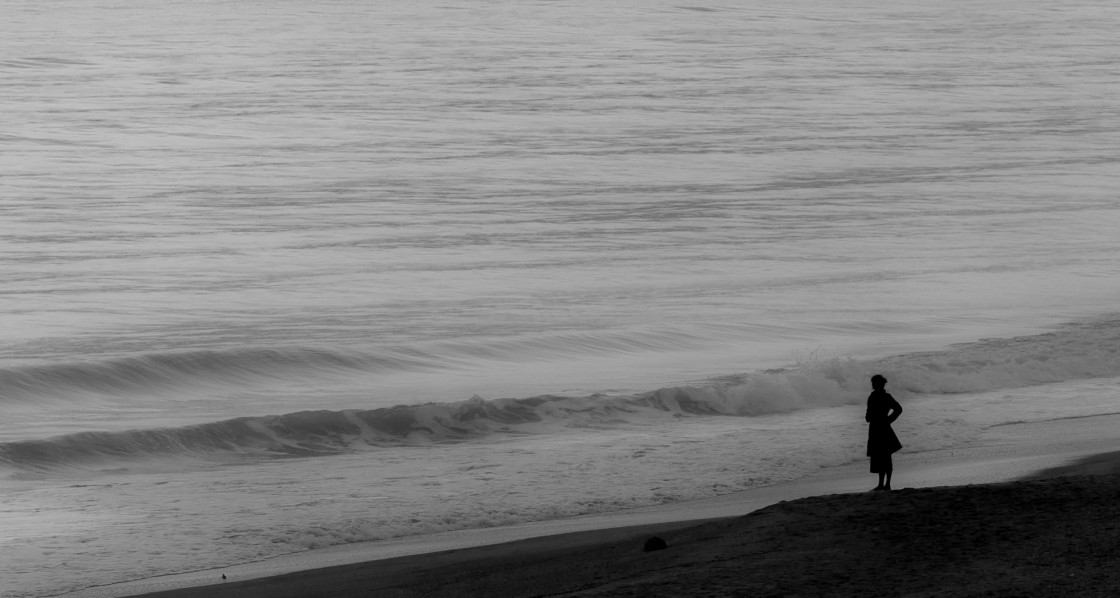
[{"xmin": 871, "ymin": 374, "xmax": 887, "ymax": 390}]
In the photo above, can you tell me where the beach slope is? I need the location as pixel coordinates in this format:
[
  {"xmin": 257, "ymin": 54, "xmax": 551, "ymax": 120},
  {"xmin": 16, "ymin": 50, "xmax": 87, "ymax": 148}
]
[{"xmin": 135, "ymin": 471, "xmax": 1120, "ymax": 598}]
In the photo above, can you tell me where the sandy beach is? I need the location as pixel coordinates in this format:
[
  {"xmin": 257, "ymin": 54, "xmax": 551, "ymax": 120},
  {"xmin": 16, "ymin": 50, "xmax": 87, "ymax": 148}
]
[
  {"xmin": 55, "ymin": 413, "xmax": 1117, "ymax": 598},
  {"xmin": 134, "ymin": 472, "xmax": 1120, "ymax": 598}
]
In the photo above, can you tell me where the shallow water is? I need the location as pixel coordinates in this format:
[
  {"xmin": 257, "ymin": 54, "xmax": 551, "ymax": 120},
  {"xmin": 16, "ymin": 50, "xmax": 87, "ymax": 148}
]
[{"xmin": 2, "ymin": 0, "xmax": 1120, "ymax": 595}]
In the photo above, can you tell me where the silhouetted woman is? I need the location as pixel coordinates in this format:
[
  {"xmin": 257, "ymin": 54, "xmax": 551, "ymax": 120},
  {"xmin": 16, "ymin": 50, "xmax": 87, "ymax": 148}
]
[{"xmin": 865, "ymin": 374, "xmax": 902, "ymax": 491}]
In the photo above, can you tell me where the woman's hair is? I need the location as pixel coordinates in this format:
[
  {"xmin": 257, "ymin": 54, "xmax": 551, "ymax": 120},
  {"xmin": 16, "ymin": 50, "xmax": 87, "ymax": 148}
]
[{"xmin": 871, "ymin": 374, "xmax": 887, "ymax": 389}]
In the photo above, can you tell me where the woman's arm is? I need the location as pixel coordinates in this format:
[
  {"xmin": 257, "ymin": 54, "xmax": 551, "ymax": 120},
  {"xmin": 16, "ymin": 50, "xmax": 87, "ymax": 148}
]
[{"xmin": 886, "ymin": 397, "xmax": 903, "ymax": 424}]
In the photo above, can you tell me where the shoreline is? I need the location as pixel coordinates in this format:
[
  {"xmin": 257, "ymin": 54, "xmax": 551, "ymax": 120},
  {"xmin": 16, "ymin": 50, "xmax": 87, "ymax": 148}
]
[
  {"xmin": 132, "ymin": 473, "xmax": 1120, "ymax": 598},
  {"xmin": 56, "ymin": 412, "xmax": 1120, "ymax": 598}
]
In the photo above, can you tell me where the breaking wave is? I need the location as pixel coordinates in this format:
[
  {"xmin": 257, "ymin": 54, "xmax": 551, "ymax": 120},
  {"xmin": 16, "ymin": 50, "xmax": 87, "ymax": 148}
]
[
  {"xmin": 0, "ymin": 380, "xmax": 855, "ymax": 475},
  {"xmin": 3, "ymin": 315, "xmax": 1119, "ymax": 476}
]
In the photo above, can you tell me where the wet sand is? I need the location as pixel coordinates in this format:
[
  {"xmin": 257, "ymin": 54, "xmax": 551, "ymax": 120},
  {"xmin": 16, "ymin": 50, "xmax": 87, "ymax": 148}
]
[
  {"xmin": 131, "ymin": 463, "xmax": 1120, "ymax": 597},
  {"xmin": 104, "ymin": 414, "xmax": 1120, "ymax": 598}
]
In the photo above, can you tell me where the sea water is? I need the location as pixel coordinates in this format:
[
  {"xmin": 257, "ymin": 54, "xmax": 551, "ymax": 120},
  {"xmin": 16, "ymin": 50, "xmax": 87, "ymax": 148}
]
[{"xmin": 2, "ymin": 0, "xmax": 1120, "ymax": 595}]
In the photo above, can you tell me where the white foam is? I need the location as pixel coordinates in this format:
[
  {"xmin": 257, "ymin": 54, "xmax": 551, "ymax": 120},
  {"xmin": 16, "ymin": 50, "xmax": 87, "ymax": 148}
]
[
  {"xmin": 56, "ymin": 411, "xmax": 1120, "ymax": 598},
  {"xmin": 8, "ymin": 376, "xmax": 1120, "ymax": 597}
]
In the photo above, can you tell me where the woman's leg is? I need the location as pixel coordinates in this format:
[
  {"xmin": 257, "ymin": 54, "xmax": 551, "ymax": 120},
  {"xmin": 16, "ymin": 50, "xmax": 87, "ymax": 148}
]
[
  {"xmin": 871, "ymin": 455, "xmax": 887, "ymax": 489},
  {"xmin": 883, "ymin": 454, "xmax": 893, "ymax": 490}
]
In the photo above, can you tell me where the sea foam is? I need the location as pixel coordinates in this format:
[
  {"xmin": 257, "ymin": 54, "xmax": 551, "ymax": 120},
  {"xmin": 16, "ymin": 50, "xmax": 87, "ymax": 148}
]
[{"xmin": 5, "ymin": 316, "xmax": 1118, "ymax": 476}]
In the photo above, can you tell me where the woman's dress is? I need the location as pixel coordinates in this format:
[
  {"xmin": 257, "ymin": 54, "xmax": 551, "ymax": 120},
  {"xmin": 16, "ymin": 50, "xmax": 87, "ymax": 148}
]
[{"xmin": 866, "ymin": 389, "xmax": 902, "ymax": 472}]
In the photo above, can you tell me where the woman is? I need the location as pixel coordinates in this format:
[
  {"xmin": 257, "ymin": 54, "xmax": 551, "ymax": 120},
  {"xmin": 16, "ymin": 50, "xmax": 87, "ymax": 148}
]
[{"xmin": 865, "ymin": 374, "xmax": 902, "ymax": 491}]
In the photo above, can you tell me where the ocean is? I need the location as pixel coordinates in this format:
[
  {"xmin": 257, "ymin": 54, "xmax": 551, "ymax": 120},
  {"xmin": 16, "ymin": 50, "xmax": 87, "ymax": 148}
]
[{"xmin": 2, "ymin": 0, "xmax": 1119, "ymax": 595}]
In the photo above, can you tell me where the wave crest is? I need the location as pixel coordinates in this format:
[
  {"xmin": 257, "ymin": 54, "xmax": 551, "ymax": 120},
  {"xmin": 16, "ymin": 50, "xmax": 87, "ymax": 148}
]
[
  {"xmin": 0, "ymin": 369, "xmax": 864, "ymax": 475},
  {"xmin": 872, "ymin": 316, "xmax": 1120, "ymax": 393},
  {"xmin": 5, "ymin": 316, "xmax": 1120, "ymax": 476},
  {"xmin": 0, "ymin": 347, "xmax": 434, "ymax": 402}
]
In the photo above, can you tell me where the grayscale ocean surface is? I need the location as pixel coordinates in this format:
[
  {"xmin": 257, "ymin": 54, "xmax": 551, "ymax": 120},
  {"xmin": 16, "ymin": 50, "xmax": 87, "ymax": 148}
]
[{"xmin": 2, "ymin": 0, "xmax": 1120, "ymax": 595}]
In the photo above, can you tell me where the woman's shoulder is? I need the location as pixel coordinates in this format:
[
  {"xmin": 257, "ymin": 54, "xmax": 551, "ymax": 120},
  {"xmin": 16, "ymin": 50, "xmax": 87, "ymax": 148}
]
[{"xmin": 868, "ymin": 389, "xmax": 898, "ymax": 404}]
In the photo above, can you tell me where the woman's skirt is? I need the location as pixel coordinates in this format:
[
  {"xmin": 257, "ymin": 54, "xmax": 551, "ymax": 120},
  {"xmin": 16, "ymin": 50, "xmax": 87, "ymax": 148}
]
[
  {"xmin": 869, "ymin": 453, "xmax": 893, "ymax": 473},
  {"xmin": 867, "ymin": 421, "xmax": 902, "ymax": 473}
]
